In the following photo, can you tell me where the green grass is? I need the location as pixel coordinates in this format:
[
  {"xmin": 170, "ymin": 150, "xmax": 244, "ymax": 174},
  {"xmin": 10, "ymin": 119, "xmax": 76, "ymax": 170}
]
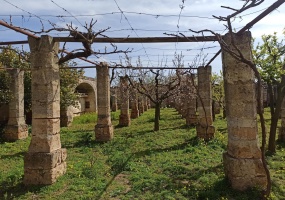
[{"xmin": 0, "ymin": 108, "xmax": 285, "ymax": 199}]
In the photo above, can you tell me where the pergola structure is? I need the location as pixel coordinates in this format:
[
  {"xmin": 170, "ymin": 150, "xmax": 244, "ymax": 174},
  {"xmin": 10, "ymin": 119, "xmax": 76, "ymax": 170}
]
[{"xmin": 0, "ymin": 0, "xmax": 284, "ymax": 194}]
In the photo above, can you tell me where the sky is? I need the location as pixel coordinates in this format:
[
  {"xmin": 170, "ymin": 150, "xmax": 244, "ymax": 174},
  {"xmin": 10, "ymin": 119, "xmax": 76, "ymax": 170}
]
[{"xmin": 0, "ymin": 0, "xmax": 285, "ymax": 78}]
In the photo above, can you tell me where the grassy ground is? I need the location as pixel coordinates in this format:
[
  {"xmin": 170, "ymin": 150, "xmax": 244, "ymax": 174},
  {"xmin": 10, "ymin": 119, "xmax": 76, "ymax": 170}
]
[{"xmin": 0, "ymin": 108, "xmax": 285, "ymax": 199}]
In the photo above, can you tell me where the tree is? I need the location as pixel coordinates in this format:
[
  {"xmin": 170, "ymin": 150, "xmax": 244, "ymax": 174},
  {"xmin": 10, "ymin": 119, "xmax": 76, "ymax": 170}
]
[
  {"xmin": 252, "ymin": 32, "xmax": 285, "ymax": 153},
  {"xmin": 211, "ymin": 71, "xmax": 225, "ymax": 118},
  {"xmin": 0, "ymin": 47, "xmax": 84, "ymax": 122},
  {"xmin": 127, "ymin": 55, "xmax": 183, "ymax": 131}
]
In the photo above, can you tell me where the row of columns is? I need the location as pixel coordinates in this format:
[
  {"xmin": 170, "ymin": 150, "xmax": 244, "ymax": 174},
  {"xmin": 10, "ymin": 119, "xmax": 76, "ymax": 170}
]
[
  {"xmin": 174, "ymin": 66, "xmax": 215, "ymax": 140},
  {"xmin": 2, "ymin": 32, "xmax": 268, "ymax": 191}
]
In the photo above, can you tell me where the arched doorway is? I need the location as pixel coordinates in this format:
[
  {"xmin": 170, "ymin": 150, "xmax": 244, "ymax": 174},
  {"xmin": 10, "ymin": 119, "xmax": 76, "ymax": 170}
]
[{"xmin": 75, "ymin": 80, "xmax": 97, "ymax": 113}]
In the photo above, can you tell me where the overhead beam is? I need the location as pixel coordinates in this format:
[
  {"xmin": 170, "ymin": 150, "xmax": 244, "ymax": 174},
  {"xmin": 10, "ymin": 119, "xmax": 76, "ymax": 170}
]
[
  {"xmin": 53, "ymin": 36, "xmax": 217, "ymax": 43},
  {"xmin": 0, "ymin": 35, "xmax": 217, "ymax": 46}
]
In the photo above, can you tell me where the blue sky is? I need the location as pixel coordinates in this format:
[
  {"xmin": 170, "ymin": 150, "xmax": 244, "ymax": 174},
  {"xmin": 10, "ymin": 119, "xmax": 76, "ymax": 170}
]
[{"xmin": 0, "ymin": 0, "xmax": 284, "ymax": 77}]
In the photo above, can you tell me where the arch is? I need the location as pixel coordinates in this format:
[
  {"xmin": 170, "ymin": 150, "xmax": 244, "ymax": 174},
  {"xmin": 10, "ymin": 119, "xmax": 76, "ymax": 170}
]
[{"xmin": 75, "ymin": 79, "xmax": 97, "ymax": 113}]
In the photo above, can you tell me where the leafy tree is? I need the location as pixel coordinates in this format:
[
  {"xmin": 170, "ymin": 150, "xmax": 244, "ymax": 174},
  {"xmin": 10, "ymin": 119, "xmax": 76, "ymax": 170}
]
[
  {"xmin": 59, "ymin": 62, "xmax": 84, "ymax": 110},
  {"xmin": 211, "ymin": 71, "xmax": 225, "ymax": 118},
  {"xmin": 0, "ymin": 47, "xmax": 84, "ymax": 122},
  {"xmin": 253, "ymin": 32, "xmax": 285, "ymax": 153},
  {"xmin": 0, "ymin": 47, "xmax": 29, "ymax": 105}
]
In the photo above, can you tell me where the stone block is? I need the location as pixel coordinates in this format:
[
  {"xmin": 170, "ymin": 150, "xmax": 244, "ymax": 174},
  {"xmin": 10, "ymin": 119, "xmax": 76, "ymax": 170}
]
[
  {"xmin": 95, "ymin": 124, "xmax": 114, "ymax": 141},
  {"xmin": 24, "ymin": 161, "xmax": 66, "ymax": 185},
  {"xmin": 186, "ymin": 115, "xmax": 198, "ymax": 126},
  {"xmin": 32, "ymin": 100, "xmax": 60, "ymax": 119},
  {"xmin": 24, "ymin": 148, "xmax": 67, "ymax": 170},
  {"xmin": 223, "ymin": 152, "xmax": 267, "ymax": 191},
  {"xmin": 196, "ymin": 125, "xmax": 215, "ymax": 140},
  {"xmin": 278, "ymin": 127, "xmax": 285, "ymax": 142},
  {"xmin": 228, "ymin": 126, "xmax": 258, "ymax": 141},
  {"xmin": 28, "ymin": 133, "xmax": 62, "ymax": 153},
  {"xmin": 3, "ymin": 124, "xmax": 28, "ymax": 141},
  {"xmin": 32, "ymin": 118, "xmax": 60, "ymax": 136},
  {"xmin": 131, "ymin": 109, "xmax": 139, "ymax": 119},
  {"xmin": 119, "ymin": 113, "xmax": 131, "ymax": 126},
  {"xmin": 97, "ymin": 114, "xmax": 112, "ymax": 125},
  {"xmin": 227, "ymin": 139, "xmax": 261, "ymax": 159}
]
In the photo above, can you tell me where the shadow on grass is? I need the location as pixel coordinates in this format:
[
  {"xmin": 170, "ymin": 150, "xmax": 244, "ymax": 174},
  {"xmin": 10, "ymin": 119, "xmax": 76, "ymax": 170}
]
[
  {"xmin": 95, "ymin": 154, "xmax": 134, "ymax": 199},
  {"xmin": 94, "ymin": 137, "xmax": 204, "ymax": 199},
  {"xmin": 0, "ymin": 151, "xmax": 25, "ymax": 159},
  {"xmin": 0, "ymin": 181, "xmax": 45, "ymax": 199}
]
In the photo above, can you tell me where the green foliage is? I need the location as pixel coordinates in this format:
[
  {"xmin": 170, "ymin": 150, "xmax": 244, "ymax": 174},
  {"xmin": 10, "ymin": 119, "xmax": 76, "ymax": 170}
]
[
  {"xmin": 212, "ymin": 71, "xmax": 224, "ymax": 110},
  {"xmin": 0, "ymin": 70, "xmax": 11, "ymax": 104},
  {"xmin": 0, "ymin": 47, "xmax": 29, "ymax": 104},
  {"xmin": 253, "ymin": 32, "xmax": 285, "ymax": 84},
  {"xmin": 0, "ymin": 47, "xmax": 84, "ymax": 113},
  {"xmin": 60, "ymin": 62, "xmax": 84, "ymax": 109},
  {"xmin": 1, "ymin": 108, "xmax": 284, "ymax": 199}
]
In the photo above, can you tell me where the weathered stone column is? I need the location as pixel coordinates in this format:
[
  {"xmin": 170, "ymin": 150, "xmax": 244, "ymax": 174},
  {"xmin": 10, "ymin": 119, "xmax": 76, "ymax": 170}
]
[
  {"xmin": 95, "ymin": 62, "xmax": 113, "ymax": 141},
  {"xmin": 222, "ymin": 32, "xmax": 267, "ymax": 191},
  {"xmin": 110, "ymin": 95, "xmax": 118, "ymax": 112},
  {"xmin": 144, "ymin": 96, "xmax": 149, "ymax": 111},
  {"xmin": 24, "ymin": 36, "xmax": 66, "ymax": 185},
  {"xmin": 4, "ymin": 69, "xmax": 28, "ymax": 141},
  {"xmin": 185, "ymin": 74, "xmax": 198, "ymax": 126},
  {"xmin": 196, "ymin": 66, "xmax": 215, "ymax": 139},
  {"xmin": 130, "ymin": 89, "xmax": 139, "ymax": 119},
  {"xmin": 119, "ymin": 76, "xmax": 130, "ymax": 126},
  {"xmin": 279, "ymin": 97, "xmax": 285, "ymax": 141},
  {"xmin": 138, "ymin": 96, "xmax": 145, "ymax": 115}
]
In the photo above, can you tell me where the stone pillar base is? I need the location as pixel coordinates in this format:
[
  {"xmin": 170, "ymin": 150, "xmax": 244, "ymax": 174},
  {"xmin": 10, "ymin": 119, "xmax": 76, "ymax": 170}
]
[
  {"xmin": 196, "ymin": 125, "xmax": 215, "ymax": 140},
  {"xmin": 119, "ymin": 114, "xmax": 130, "ymax": 126},
  {"xmin": 223, "ymin": 152, "xmax": 267, "ymax": 191},
  {"xmin": 278, "ymin": 127, "xmax": 285, "ymax": 142},
  {"xmin": 3, "ymin": 124, "xmax": 28, "ymax": 141},
  {"xmin": 131, "ymin": 110, "xmax": 139, "ymax": 119},
  {"xmin": 95, "ymin": 124, "xmax": 114, "ymax": 141},
  {"xmin": 24, "ymin": 148, "xmax": 67, "ymax": 185},
  {"xmin": 186, "ymin": 115, "xmax": 198, "ymax": 126}
]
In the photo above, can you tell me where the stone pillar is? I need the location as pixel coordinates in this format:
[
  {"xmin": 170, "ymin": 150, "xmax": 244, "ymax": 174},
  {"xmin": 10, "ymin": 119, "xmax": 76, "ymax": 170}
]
[
  {"xmin": 185, "ymin": 74, "xmax": 198, "ymax": 126},
  {"xmin": 138, "ymin": 96, "xmax": 145, "ymax": 115},
  {"xmin": 110, "ymin": 95, "xmax": 118, "ymax": 112},
  {"xmin": 95, "ymin": 62, "xmax": 113, "ymax": 141},
  {"xmin": 24, "ymin": 36, "xmax": 66, "ymax": 185},
  {"xmin": 144, "ymin": 96, "xmax": 149, "ymax": 111},
  {"xmin": 279, "ymin": 93, "xmax": 285, "ymax": 141},
  {"xmin": 130, "ymin": 89, "xmax": 139, "ymax": 119},
  {"xmin": 119, "ymin": 76, "xmax": 130, "ymax": 126},
  {"xmin": 222, "ymin": 32, "xmax": 267, "ymax": 191},
  {"xmin": 196, "ymin": 66, "xmax": 215, "ymax": 140},
  {"xmin": 4, "ymin": 69, "xmax": 28, "ymax": 141}
]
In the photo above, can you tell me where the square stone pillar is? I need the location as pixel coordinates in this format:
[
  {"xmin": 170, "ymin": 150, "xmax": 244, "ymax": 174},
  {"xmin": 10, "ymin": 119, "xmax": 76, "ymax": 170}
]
[
  {"xmin": 95, "ymin": 62, "xmax": 113, "ymax": 141},
  {"xmin": 222, "ymin": 31, "xmax": 267, "ymax": 191},
  {"xmin": 119, "ymin": 76, "xmax": 130, "ymax": 126},
  {"xmin": 130, "ymin": 89, "xmax": 139, "ymax": 119},
  {"xmin": 4, "ymin": 69, "xmax": 28, "ymax": 141},
  {"xmin": 185, "ymin": 74, "xmax": 198, "ymax": 126},
  {"xmin": 138, "ymin": 96, "xmax": 145, "ymax": 115},
  {"xmin": 24, "ymin": 35, "xmax": 66, "ymax": 185},
  {"xmin": 110, "ymin": 95, "xmax": 118, "ymax": 112},
  {"xmin": 144, "ymin": 96, "xmax": 149, "ymax": 111},
  {"xmin": 279, "ymin": 96, "xmax": 285, "ymax": 141},
  {"xmin": 196, "ymin": 66, "xmax": 215, "ymax": 140}
]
